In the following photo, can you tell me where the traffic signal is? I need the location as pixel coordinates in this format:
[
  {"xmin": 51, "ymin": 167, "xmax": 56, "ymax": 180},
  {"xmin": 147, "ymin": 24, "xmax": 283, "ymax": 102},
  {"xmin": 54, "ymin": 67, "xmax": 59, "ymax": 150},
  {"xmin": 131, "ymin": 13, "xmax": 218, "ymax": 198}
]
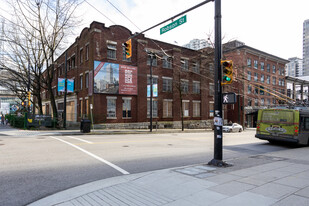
[
  {"xmin": 27, "ymin": 91, "xmax": 31, "ymax": 106},
  {"xmin": 123, "ymin": 39, "xmax": 132, "ymax": 58},
  {"xmin": 221, "ymin": 60, "xmax": 233, "ymax": 85}
]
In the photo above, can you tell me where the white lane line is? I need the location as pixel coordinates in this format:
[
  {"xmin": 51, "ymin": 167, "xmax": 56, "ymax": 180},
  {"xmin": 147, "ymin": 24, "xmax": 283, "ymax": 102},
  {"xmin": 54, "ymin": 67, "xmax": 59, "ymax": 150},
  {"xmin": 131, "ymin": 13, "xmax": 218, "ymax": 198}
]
[
  {"xmin": 49, "ymin": 136, "xmax": 130, "ymax": 175},
  {"xmin": 66, "ymin": 136, "xmax": 93, "ymax": 144}
]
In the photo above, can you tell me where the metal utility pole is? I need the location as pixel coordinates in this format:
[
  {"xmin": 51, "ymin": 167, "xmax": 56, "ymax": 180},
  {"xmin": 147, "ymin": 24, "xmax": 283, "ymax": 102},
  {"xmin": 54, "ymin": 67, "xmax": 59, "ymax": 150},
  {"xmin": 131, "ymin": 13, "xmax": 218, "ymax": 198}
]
[
  {"xmin": 208, "ymin": 0, "xmax": 229, "ymax": 167},
  {"xmin": 63, "ymin": 51, "xmax": 67, "ymax": 129},
  {"xmin": 149, "ymin": 53, "xmax": 154, "ymax": 132}
]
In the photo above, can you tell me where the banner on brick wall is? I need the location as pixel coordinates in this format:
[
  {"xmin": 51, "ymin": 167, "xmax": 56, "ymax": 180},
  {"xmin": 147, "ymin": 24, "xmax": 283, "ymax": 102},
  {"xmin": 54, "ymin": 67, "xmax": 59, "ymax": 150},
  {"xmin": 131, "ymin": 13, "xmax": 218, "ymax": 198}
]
[{"xmin": 93, "ymin": 61, "xmax": 137, "ymax": 95}]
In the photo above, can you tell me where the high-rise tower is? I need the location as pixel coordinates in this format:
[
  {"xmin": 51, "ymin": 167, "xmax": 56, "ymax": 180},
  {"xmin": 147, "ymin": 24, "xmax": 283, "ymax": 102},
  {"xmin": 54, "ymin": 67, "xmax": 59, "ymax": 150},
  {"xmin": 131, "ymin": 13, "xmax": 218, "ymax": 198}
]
[{"xmin": 303, "ymin": 19, "xmax": 309, "ymax": 76}]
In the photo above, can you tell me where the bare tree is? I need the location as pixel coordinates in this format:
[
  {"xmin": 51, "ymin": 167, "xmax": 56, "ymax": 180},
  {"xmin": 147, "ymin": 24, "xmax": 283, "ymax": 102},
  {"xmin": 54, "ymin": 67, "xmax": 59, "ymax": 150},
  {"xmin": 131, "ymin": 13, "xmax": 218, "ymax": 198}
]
[{"xmin": 0, "ymin": 0, "xmax": 82, "ymax": 118}]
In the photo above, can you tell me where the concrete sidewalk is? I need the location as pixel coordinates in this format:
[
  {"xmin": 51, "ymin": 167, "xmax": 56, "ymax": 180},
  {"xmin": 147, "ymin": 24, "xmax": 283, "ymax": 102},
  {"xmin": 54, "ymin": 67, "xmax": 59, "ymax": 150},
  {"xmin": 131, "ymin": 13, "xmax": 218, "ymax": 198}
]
[{"xmin": 28, "ymin": 146, "xmax": 309, "ymax": 206}]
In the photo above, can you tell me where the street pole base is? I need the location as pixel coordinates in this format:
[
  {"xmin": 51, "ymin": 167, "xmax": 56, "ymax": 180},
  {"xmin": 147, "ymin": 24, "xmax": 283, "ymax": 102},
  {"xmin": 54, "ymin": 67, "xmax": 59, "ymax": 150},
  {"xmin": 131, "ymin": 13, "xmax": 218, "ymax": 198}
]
[{"xmin": 208, "ymin": 159, "xmax": 232, "ymax": 167}]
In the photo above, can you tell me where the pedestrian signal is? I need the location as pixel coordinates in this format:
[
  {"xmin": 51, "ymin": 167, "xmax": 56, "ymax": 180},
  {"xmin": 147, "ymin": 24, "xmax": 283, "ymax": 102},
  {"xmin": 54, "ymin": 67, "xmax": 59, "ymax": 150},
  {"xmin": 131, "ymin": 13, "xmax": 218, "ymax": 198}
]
[{"xmin": 221, "ymin": 60, "xmax": 233, "ymax": 85}]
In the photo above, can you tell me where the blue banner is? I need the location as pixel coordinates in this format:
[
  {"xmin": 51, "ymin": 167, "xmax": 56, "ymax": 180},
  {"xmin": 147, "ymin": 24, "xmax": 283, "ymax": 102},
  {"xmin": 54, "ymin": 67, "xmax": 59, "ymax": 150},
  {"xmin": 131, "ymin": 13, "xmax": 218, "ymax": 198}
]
[{"xmin": 58, "ymin": 78, "xmax": 74, "ymax": 93}]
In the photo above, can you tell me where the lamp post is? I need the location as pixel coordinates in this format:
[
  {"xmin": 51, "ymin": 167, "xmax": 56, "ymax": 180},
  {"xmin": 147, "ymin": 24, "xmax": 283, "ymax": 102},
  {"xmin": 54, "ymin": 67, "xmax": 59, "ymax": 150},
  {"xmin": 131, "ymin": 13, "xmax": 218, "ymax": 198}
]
[
  {"xmin": 149, "ymin": 53, "xmax": 154, "ymax": 132},
  {"xmin": 63, "ymin": 51, "xmax": 67, "ymax": 129}
]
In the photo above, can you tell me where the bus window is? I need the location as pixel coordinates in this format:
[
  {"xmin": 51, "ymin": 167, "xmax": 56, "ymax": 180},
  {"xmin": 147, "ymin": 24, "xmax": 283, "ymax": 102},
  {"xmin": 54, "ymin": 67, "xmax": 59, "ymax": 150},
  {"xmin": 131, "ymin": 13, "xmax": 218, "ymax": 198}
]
[{"xmin": 304, "ymin": 117, "xmax": 309, "ymax": 130}]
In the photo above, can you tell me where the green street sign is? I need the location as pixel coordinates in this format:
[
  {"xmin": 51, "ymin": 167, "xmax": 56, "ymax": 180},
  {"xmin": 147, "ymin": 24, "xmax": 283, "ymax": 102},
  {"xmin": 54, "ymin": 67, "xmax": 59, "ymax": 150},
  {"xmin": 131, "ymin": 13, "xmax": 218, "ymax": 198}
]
[{"xmin": 160, "ymin": 15, "xmax": 187, "ymax": 35}]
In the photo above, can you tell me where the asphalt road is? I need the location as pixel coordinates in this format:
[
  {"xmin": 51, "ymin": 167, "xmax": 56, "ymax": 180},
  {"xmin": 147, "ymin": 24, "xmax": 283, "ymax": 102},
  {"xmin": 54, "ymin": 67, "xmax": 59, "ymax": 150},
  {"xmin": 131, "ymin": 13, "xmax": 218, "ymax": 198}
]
[{"xmin": 0, "ymin": 128, "xmax": 294, "ymax": 206}]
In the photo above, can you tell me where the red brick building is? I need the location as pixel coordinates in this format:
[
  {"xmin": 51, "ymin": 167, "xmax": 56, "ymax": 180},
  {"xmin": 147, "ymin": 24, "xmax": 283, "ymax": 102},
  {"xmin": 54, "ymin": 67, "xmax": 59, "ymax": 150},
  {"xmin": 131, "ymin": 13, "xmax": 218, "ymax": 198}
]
[
  {"xmin": 223, "ymin": 41, "xmax": 289, "ymax": 127},
  {"xmin": 41, "ymin": 21, "xmax": 215, "ymax": 129}
]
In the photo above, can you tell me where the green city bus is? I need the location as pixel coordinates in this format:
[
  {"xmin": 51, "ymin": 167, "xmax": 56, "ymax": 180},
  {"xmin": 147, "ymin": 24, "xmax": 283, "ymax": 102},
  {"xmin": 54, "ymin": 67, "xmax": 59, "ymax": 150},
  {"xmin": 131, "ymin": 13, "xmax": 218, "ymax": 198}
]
[{"xmin": 255, "ymin": 108, "xmax": 309, "ymax": 145}]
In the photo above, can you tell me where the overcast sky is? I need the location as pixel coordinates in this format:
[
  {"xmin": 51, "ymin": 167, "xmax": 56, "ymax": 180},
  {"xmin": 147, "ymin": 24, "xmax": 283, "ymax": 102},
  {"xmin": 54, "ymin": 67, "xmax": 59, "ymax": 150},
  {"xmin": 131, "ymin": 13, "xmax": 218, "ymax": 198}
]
[{"xmin": 74, "ymin": 0, "xmax": 309, "ymax": 60}]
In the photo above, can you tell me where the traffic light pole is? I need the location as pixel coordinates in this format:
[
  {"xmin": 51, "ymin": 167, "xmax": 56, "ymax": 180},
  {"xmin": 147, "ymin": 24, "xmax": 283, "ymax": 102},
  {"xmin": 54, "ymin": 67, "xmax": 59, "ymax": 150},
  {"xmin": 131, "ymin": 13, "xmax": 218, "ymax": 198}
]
[{"xmin": 208, "ymin": 0, "xmax": 229, "ymax": 167}]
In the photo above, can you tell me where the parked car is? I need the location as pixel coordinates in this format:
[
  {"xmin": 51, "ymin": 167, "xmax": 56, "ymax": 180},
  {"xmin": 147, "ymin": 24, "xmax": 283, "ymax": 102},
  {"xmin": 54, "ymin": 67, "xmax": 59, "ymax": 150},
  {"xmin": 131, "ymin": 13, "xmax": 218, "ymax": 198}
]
[{"xmin": 223, "ymin": 123, "xmax": 243, "ymax": 133}]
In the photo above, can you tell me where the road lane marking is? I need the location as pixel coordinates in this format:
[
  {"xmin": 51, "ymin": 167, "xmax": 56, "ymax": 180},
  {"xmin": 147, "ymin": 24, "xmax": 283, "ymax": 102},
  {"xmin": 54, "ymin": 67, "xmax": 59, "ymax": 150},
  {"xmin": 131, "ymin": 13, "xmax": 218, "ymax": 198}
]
[
  {"xmin": 66, "ymin": 136, "xmax": 93, "ymax": 144},
  {"xmin": 49, "ymin": 136, "xmax": 129, "ymax": 175}
]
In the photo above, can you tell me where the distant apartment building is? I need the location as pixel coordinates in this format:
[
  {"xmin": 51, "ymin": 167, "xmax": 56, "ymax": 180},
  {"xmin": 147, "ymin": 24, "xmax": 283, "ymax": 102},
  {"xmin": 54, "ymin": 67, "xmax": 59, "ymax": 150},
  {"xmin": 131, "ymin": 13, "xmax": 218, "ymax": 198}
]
[
  {"xmin": 303, "ymin": 19, "xmax": 309, "ymax": 75},
  {"xmin": 183, "ymin": 39, "xmax": 210, "ymax": 50},
  {"xmin": 223, "ymin": 40, "xmax": 288, "ymax": 127},
  {"xmin": 286, "ymin": 57, "xmax": 303, "ymax": 77}
]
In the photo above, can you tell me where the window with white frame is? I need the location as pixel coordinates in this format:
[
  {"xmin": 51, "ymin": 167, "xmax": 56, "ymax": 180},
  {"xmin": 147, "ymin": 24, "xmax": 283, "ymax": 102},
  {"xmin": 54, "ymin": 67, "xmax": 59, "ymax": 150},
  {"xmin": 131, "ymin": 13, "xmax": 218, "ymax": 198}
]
[
  {"xmin": 254, "ymin": 73, "xmax": 258, "ymax": 82},
  {"xmin": 79, "ymin": 48, "xmax": 83, "ymax": 64},
  {"xmin": 122, "ymin": 97, "xmax": 131, "ymax": 118},
  {"xmin": 261, "ymin": 74, "xmax": 264, "ymax": 83},
  {"xmin": 107, "ymin": 97, "xmax": 117, "ymax": 118},
  {"xmin": 163, "ymin": 99, "xmax": 173, "ymax": 117},
  {"xmin": 85, "ymin": 44, "xmax": 89, "ymax": 61},
  {"xmin": 147, "ymin": 54, "xmax": 157, "ymax": 66},
  {"xmin": 85, "ymin": 72, "xmax": 89, "ymax": 88},
  {"xmin": 193, "ymin": 81, "xmax": 200, "ymax": 94},
  {"xmin": 267, "ymin": 75, "xmax": 270, "ymax": 84},
  {"xmin": 182, "ymin": 100, "xmax": 189, "ymax": 117},
  {"xmin": 267, "ymin": 64, "xmax": 270, "ymax": 72},
  {"xmin": 181, "ymin": 58, "xmax": 189, "ymax": 71},
  {"xmin": 162, "ymin": 77, "xmax": 172, "ymax": 92},
  {"xmin": 247, "ymin": 58, "xmax": 251, "ymax": 67},
  {"xmin": 248, "ymin": 85, "xmax": 252, "ymax": 94},
  {"xmin": 147, "ymin": 99, "xmax": 158, "ymax": 117},
  {"xmin": 247, "ymin": 71, "xmax": 251, "ymax": 80},
  {"xmin": 107, "ymin": 43, "xmax": 117, "ymax": 59},
  {"xmin": 193, "ymin": 101, "xmax": 201, "ymax": 117},
  {"xmin": 255, "ymin": 99, "xmax": 259, "ymax": 106},
  {"xmin": 192, "ymin": 62, "xmax": 200, "ymax": 73},
  {"xmin": 261, "ymin": 62, "xmax": 264, "ymax": 71},
  {"xmin": 209, "ymin": 83, "xmax": 214, "ymax": 96},
  {"xmin": 272, "ymin": 77, "xmax": 276, "ymax": 85},
  {"xmin": 80, "ymin": 74, "xmax": 83, "ymax": 90},
  {"xmin": 272, "ymin": 65, "xmax": 276, "ymax": 73},
  {"xmin": 79, "ymin": 98, "xmax": 83, "ymax": 117},
  {"xmin": 181, "ymin": 79, "xmax": 189, "ymax": 93},
  {"xmin": 71, "ymin": 55, "xmax": 76, "ymax": 69},
  {"xmin": 162, "ymin": 56, "xmax": 172, "ymax": 69},
  {"xmin": 254, "ymin": 60, "xmax": 258, "ymax": 69}
]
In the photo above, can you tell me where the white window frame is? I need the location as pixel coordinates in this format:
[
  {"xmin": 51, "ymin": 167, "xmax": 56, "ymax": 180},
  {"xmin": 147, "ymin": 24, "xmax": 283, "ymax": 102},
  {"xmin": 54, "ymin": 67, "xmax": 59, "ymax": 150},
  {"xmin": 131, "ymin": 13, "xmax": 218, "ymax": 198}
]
[
  {"xmin": 107, "ymin": 96, "xmax": 117, "ymax": 119},
  {"xmin": 162, "ymin": 77, "xmax": 173, "ymax": 93},
  {"xmin": 193, "ymin": 100, "xmax": 201, "ymax": 117},
  {"xmin": 182, "ymin": 100, "xmax": 190, "ymax": 117},
  {"xmin": 193, "ymin": 81, "xmax": 200, "ymax": 94},
  {"xmin": 122, "ymin": 97, "xmax": 132, "ymax": 119},
  {"xmin": 163, "ymin": 99, "xmax": 173, "ymax": 118}
]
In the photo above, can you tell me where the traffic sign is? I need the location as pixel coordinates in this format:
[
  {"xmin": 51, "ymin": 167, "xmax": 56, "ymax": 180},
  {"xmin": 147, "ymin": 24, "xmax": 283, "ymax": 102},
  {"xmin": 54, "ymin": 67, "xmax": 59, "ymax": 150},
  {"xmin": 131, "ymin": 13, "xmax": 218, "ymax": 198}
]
[
  {"xmin": 160, "ymin": 15, "xmax": 187, "ymax": 35},
  {"xmin": 222, "ymin": 92, "xmax": 237, "ymax": 104}
]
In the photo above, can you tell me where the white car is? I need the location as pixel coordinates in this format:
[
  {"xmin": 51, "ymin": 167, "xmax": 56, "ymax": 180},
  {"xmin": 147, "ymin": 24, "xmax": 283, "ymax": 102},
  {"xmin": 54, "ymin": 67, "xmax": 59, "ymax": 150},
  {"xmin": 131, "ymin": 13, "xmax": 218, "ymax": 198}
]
[{"xmin": 223, "ymin": 123, "xmax": 243, "ymax": 133}]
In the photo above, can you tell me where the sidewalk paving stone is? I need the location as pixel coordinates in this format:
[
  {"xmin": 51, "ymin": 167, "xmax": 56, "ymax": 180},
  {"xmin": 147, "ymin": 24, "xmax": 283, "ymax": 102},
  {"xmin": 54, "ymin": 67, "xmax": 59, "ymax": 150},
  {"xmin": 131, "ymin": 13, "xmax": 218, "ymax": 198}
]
[
  {"xmin": 295, "ymin": 186, "xmax": 309, "ymax": 198},
  {"xmin": 271, "ymin": 195, "xmax": 309, "ymax": 206},
  {"xmin": 208, "ymin": 181, "xmax": 255, "ymax": 196},
  {"xmin": 250, "ymin": 182, "xmax": 299, "ymax": 199},
  {"xmin": 212, "ymin": 192, "xmax": 277, "ymax": 206}
]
